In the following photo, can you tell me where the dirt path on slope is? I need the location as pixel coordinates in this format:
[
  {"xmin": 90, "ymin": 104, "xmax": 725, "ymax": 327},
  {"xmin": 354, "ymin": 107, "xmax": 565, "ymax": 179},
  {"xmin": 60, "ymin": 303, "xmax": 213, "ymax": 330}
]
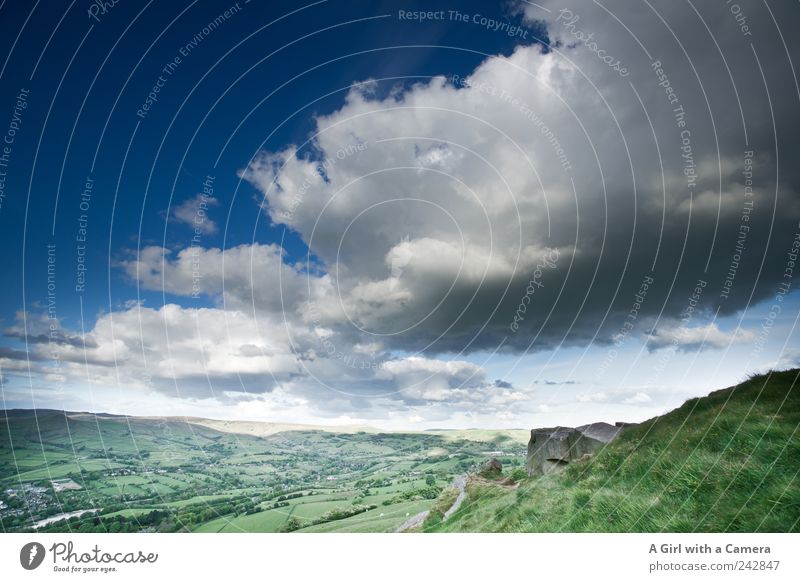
[{"xmin": 395, "ymin": 474, "xmax": 467, "ymax": 532}]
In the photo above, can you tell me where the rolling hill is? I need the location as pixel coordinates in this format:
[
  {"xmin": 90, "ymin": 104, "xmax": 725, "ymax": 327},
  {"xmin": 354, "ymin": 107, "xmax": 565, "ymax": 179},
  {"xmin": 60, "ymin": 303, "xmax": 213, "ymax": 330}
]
[{"xmin": 0, "ymin": 408, "xmax": 526, "ymax": 532}]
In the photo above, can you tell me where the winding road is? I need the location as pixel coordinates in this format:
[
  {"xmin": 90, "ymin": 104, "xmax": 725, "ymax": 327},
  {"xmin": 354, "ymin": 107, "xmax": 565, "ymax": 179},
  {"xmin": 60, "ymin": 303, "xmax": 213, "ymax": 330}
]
[{"xmin": 395, "ymin": 474, "xmax": 467, "ymax": 532}]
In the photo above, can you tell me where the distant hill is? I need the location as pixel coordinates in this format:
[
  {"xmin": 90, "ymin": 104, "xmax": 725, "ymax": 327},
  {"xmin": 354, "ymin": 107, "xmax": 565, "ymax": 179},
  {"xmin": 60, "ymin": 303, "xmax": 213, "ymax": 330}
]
[
  {"xmin": 155, "ymin": 417, "xmax": 380, "ymax": 437},
  {"xmin": 422, "ymin": 428, "xmax": 530, "ymax": 445},
  {"xmin": 0, "ymin": 409, "xmax": 530, "ymax": 444},
  {"xmin": 0, "ymin": 409, "xmax": 379, "ymax": 437},
  {"xmin": 425, "ymin": 369, "xmax": 800, "ymax": 532}
]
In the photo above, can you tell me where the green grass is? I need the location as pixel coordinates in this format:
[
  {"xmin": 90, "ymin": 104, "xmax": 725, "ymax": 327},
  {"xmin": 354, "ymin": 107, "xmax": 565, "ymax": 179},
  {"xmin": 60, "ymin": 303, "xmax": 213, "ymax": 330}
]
[
  {"xmin": 102, "ymin": 507, "xmax": 159, "ymax": 519},
  {"xmin": 426, "ymin": 486, "xmax": 460, "ymax": 521},
  {"xmin": 289, "ymin": 500, "xmax": 351, "ymax": 520},
  {"xmin": 428, "ymin": 369, "xmax": 800, "ymax": 533},
  {"xmin": 163, "ymin": 494, "xmax": 235, "ymax": 508},
  {"xmin": 195, "ymin": 508, "xmax": 292, "ymax": 533},
  {"xmin": 192, "ymin": 515, "xmax": 237, "ymax": 533},
  {"xmin": 296, "ymin": 500, "xmax": 432, "ymax": 532}
]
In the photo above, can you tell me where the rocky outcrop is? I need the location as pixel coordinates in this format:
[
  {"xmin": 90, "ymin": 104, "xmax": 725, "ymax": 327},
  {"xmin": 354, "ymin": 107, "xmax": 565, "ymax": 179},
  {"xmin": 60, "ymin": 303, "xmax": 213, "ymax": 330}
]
[
  {"xmin": 526, "ymin": 422, "xmax": 623, "ymax": 476},
  {"xmin": 479, "ymin": 458, "xmax": 503, "ymax": 476}
]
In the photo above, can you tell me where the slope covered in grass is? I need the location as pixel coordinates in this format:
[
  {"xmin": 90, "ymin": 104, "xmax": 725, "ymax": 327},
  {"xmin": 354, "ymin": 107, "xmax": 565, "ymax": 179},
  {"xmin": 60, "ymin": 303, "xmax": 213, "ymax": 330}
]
[{"xmin": 426, "ymin": 369, "xmax": 800, "ymax": 532}]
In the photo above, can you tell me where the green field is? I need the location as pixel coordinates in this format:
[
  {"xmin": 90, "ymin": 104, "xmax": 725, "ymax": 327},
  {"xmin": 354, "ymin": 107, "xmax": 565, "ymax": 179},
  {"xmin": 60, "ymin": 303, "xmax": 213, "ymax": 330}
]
[
  {"xmin": 194, "ymin": 508, "xmax": 291, "ymax": 533},
  {"xmin": 0, "ymin": 408, "xmax": 523, "ymax": 533},
  {"xmin": 297, "ymin": 499, "xmax": 432, "ymax": 532}
]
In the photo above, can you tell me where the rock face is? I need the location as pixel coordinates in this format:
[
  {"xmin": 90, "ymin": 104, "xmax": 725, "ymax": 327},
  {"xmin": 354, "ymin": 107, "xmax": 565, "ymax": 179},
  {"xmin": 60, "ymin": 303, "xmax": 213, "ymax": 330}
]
[
  {"xmin": 480, "ymin": 458, "xmax": 503, "ymax": 476},
  {"xmin": 526, "ymin": 422, "xmax": 624, "ymax": 476}
]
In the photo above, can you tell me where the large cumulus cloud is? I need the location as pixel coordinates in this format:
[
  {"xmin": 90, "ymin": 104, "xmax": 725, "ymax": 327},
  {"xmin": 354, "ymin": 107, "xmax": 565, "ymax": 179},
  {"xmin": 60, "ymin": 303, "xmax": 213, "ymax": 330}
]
[{"xmin": 236, "ymin": 0, "xmax": 799, "ymax": 359}]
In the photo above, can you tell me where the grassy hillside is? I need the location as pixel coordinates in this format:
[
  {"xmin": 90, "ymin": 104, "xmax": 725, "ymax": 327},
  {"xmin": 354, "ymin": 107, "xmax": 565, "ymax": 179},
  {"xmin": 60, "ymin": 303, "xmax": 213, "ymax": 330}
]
[{"xmin": 426, "ymin": 369, "xmax": 800, "ymax": 532}]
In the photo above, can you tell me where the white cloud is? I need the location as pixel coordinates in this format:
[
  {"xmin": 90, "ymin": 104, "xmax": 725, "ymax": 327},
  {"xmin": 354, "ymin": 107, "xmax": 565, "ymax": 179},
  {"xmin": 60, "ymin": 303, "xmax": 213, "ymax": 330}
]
[
  {"xmin": 52, "ymin": 304, "xmax": 304, "ymax": 394},
  {"xmin": 120, "ymin": 243, "xmax": 314, "ymax": 315},
  {"xmin": 622, "ymin": 392, "xmax": 653, "ymax": 405},
  {"xmin": 7, "ymin": 302, "xmax": 528, "ymax": 423},
  {"xmin": 576, "ymin": 391, "xmax": 608, "ymax": 403},
  {"xmin": 171, "ymin": 193, "xmax": 218, "ymax": 235},
  {"xmin": 647, "ymin": 322, "xmax": 755, "ymax": 352}
]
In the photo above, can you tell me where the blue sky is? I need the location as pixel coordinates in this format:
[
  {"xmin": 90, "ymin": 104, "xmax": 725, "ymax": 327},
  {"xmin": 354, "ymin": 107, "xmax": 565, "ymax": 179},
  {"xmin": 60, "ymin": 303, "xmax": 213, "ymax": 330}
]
[
  {"xmin": 0, "ymin": 0, "xmax": 534, "ymax": 319},
  {"xmin": 1, "ymin": 0, "xmax": 798, "ymax": 429}
]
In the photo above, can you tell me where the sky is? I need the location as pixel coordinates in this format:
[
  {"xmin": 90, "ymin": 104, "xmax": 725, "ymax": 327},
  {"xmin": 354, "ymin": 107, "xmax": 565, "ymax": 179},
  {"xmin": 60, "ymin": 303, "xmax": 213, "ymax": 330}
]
[{"xmin": 0, "ymin": 0, "xmax": 799, "ymax": 430}]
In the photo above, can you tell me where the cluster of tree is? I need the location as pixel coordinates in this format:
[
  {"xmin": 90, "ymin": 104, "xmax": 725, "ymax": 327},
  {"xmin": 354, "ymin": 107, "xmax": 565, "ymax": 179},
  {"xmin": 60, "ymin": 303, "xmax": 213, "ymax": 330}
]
[
  {"xmin": 29, "ymin": 509, "xmax": 170, "ymax": 534},
  {"xmin": 384, "ymin": 485, "xmax": 442, "ymax": 505},
  {"xmin": 279, "ymin": 503, "xmax": 378, "ymax": 532},
  {"xmin": 0, "ymin": 487, "xmax": 104, "ymax": 531},
  {"xmin": 276, "ymin": 491, "xmax": 305, "ymax": 502},
  {"xmin": 354, "ymin": 478, "xmax": 392, "ymax": 489},
  {"xmin": 456, "ymin": 459, "xmax": 477, "ymax": 471},
  {"xmin": 26, "ymin": 493, "xmax": 265, "ymax": 533},
  {"xmin": 172, "ymin": 497, "xmax": 258, "ymax": 526},
  {"xmin": 0, "ymin": 509, "xmax": 37, "ymax": 531},
  {"xmin": 0, "ymin": 494, "xmax": 26, "ymax": 512}
]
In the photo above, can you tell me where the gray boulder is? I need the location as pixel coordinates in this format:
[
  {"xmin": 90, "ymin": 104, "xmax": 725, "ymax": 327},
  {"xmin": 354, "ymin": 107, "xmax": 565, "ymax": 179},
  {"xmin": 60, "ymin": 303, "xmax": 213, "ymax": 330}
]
[
  {"xmin": 479, "ymin": 458, "xmax": 503, "ymax": 476},
  {"xmin": 525, "ymin": 422, "xmax": 624, "ymax": 476}
]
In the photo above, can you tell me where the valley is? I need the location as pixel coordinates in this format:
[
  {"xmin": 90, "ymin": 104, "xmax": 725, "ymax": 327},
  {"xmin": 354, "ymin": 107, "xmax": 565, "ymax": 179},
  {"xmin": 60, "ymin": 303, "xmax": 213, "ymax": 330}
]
[{"xmin": 0, "ymin": 410, "xmax": 526, "ymax": 533}]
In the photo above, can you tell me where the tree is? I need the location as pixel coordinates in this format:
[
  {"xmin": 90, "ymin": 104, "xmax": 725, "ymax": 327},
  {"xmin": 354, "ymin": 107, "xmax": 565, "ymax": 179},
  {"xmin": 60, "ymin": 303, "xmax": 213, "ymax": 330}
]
[{"xmin": 280, "ymin": 517, "xmax": 301, "ymax": 532}]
